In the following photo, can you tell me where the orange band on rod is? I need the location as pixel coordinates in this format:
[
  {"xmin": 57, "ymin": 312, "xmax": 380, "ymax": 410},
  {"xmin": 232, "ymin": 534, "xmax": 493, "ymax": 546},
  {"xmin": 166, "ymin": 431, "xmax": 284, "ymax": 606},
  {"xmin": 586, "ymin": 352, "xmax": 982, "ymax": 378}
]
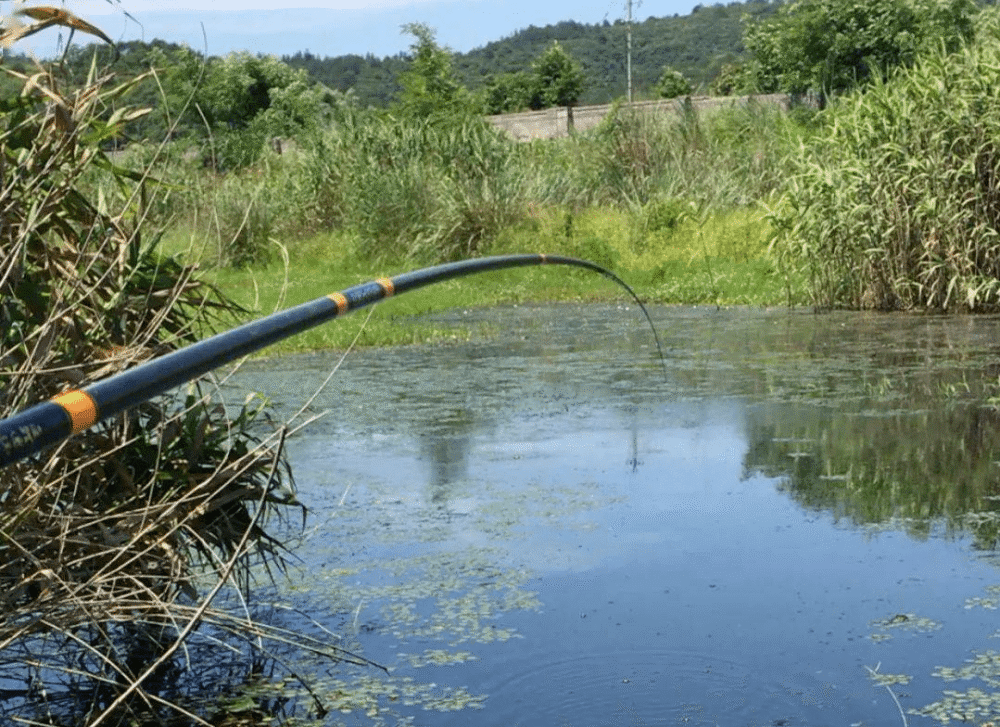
[
  {"xmin": 327, "ymin": 292, "xmax": 349, "ymax": 315},
  {"xmin": 376, "ymin": 277, "xmax": 395, "ymax": 297},
  {"xmin": 51, "ymin": 390, "xmax": 98, "ymax": 434}
]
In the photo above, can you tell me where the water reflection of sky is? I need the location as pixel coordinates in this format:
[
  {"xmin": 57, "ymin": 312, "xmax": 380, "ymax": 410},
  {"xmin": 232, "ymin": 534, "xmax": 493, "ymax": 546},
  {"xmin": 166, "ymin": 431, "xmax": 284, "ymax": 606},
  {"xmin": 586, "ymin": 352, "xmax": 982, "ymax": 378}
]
[{"xmin": 232, "ymin": 306, "xmax": 1000, "ymax": 726}]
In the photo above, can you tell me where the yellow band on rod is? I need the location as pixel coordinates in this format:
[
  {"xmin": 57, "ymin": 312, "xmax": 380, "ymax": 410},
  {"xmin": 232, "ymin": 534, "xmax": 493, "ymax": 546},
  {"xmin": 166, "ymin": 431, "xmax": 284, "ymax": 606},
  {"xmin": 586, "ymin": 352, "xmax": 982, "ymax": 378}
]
[
  {"xmin": 376, "ymin": 277, "xmax": 395, "ymax": 297},
  {"xmin": 327, "ymin": 292, "xmax": 349, "ymax": 315},
  {"xmin": 51, "ymin": 390, "xmax": 98, "ymax": 434}
]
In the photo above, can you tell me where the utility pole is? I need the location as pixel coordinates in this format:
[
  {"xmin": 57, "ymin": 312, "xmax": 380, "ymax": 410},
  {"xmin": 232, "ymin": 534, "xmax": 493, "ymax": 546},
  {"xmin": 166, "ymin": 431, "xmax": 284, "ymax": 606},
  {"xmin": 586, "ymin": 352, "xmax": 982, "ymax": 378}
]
[{"xmin": 626, "ymin": 0, "xmax": 633, "ymax": 103}]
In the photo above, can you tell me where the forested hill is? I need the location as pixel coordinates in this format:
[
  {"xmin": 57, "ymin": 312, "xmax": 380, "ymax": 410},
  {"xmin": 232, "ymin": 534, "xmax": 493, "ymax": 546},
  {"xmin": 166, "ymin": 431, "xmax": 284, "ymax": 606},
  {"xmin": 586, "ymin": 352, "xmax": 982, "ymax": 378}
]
[
  {"xmin": 0, "ymin": 1, "xmax": 777, "ymax": 114},
  {"xmin": 284, "ymin": 0, "xmax": 779, "ymax": 107}
]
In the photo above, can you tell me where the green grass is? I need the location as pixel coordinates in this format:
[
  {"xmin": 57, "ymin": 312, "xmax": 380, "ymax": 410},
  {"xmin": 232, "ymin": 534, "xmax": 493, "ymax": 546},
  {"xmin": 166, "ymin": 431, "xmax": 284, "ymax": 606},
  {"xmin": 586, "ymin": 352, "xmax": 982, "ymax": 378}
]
[{"xmin": 164, "ymin": 202, "xmax": 803, "ymax": 355}]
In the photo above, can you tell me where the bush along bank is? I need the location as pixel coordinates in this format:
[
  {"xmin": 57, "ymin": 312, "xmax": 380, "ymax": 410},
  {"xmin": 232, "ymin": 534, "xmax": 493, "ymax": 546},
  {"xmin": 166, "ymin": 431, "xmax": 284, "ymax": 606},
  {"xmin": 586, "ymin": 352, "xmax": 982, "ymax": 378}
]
[{"xmin": 769, "ymin": 15, "xmax": 1000, "ymax": 312}]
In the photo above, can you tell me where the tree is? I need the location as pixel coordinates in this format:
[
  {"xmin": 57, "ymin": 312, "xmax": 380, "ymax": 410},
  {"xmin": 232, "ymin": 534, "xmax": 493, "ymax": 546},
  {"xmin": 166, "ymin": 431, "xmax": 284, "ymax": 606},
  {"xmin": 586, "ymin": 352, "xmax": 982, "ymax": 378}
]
[
  {"xmin": 143, "ymin": 42, "xmax": 206, "ymax": 139},
  {"xmin": 198, "ymin": 52, "xmax": 327, "ymax": 167},
  {"xmin": 481, "ymin": 71, "xmax": 537, "ymax": 114},
  {"xmin": 709, "ymin": 61, "xmax": 755, "ymax": 96},
  {"xmin": 480, "ymin": 41, "xmax": 585, "ymax": 112},
  {"xmin": 200, "ymin": 52, "xmax": 306, "ymax": 130},
  {"xmin": 655, "ymin": 67, "xmax": 693, "ymax": 98},
  {"xmin": 397, "ymin": 22, "xmax": 473, "ymax": 117},
  {"xmin": 279, "ymin": 2, "xmax": 782, "ymax": 108},
  {"xmin": 744, "ymin": 0, "xmax": 978, "ymax": 105},
  {"xmin": 530, "ymin": 40, "xmax": 585, "ymax": 109}
]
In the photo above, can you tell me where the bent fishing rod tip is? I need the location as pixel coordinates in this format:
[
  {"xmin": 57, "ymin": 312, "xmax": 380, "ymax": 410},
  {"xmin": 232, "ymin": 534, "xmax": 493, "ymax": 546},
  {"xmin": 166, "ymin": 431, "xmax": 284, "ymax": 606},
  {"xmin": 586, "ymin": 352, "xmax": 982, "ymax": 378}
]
[{"xmin": 0, "ymin": 254, "xmax": 665, "ymax": 468}]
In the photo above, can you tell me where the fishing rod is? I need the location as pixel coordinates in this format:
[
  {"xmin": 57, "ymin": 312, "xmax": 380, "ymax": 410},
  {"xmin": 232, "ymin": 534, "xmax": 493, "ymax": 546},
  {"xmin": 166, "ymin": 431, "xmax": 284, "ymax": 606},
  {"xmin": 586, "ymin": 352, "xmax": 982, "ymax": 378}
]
[{"xmin": 0, "ymin": 253, "xmax": 665, "ymax": 469}]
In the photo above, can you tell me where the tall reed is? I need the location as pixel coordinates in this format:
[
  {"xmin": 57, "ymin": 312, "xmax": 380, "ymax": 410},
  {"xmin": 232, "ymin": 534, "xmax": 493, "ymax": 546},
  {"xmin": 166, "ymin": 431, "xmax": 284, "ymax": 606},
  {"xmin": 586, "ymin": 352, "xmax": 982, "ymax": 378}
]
[
  {"xmin": 524, "ymin": 98, "xmax": 805, "ymax": 210},
  {"xmin": 154, "ymin": 97, "xmax": 806, "ymax": 268},
  {"xmin": 318, "ymin": 110, "xmax": 529, "ymax": 261},
  {"xmin": 770, "ymin": 18, "xmax": 1000, "ymax": 311}
]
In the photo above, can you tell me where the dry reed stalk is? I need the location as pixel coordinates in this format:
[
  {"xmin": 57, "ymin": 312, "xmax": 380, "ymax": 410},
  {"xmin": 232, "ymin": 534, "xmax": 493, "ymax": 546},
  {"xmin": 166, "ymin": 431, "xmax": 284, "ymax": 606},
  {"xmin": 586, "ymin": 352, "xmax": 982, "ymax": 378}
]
[{"xmin": 0, "ymin": 27, "xmax": 352, "ymax": 726}]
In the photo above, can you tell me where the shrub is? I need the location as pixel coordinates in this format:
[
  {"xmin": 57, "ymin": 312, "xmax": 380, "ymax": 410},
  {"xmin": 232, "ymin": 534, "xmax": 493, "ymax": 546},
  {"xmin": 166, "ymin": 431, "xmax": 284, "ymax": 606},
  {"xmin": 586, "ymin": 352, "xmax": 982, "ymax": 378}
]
[
  {"xmin": 329, "ymin": 113, "xmax": 526, "ymax": 261},
  {"xmin": 656, "ymin": 67, "xmax": 693, "ymax": 99},
  {"xmin": 562, "ymin": 99, "xmax": 802, "ymax": 209},
  {"xmin": 643, "ymin": 195, "xmax": 691, "ymax": 233}
]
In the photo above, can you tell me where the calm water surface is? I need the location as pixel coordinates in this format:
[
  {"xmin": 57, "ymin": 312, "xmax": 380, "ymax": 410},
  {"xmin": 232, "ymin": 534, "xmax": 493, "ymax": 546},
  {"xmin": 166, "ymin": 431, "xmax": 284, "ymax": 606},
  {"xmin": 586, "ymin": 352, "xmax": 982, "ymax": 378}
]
[{"xmin": 234, "ymin": 305, "xmax": 1000, "ymax": 727}]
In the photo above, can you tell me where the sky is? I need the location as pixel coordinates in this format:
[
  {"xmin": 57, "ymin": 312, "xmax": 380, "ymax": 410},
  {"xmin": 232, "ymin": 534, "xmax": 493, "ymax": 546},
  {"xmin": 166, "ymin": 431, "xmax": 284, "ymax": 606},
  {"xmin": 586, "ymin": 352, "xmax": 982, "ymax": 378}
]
[{"xmin": 4, "ymin": 0, "xmax": 705, "ymax": 59}]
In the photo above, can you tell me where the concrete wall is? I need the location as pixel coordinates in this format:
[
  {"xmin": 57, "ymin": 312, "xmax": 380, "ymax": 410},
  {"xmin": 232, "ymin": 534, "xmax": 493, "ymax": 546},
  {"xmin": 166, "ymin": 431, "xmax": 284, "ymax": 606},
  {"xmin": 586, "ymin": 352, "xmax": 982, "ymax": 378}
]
[{"xmin": 486, "ymin": 94, "xmax": 795, "ymax": 141}]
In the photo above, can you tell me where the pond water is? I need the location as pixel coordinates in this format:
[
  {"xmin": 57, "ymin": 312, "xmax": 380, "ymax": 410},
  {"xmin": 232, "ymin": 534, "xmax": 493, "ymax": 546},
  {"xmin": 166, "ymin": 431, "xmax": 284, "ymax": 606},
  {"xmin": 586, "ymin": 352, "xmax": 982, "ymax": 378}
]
[{"xmin": 232, "ymin": 305, "xmax": 1000, "ymax": 727}]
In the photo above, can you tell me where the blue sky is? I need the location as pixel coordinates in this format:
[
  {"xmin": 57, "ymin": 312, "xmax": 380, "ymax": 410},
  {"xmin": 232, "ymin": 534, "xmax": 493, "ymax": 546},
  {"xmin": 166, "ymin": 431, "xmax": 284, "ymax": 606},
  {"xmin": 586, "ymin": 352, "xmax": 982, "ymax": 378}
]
[{"xmin": 8, "ymin": 0, "xmax": 705, "ymax": 59}]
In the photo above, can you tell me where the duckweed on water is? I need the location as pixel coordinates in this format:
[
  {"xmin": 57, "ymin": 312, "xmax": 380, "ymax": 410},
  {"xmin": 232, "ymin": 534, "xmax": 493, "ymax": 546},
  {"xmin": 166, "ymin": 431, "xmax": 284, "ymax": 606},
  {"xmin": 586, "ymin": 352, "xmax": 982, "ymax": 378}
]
[
  {"xmin": 307, "ymin": 674, "xmax": 486, "ymax": 722},
  {"xmin": 910, "ymin": 685, "xmax": 1000, "ymax": 724},
  {"xmin": 965, "ymin": 584, "xmax": 1000, "ymax": 610},
  {"xmin": 284, "ymin": 556, "xmax": 528, "ymax": 724},
  {"xmin": 907, "ymin": 589, "xmax": 1000, "ymax": 725},
  {"xmin": 476, "ymin": 480, "xmax": 622, "ymax": 538},
  {"xmin": 347, "ymin": 549, "xmax": 541, "ymax": 644},
  {"xmin": 275, "ymin": 472, "xmax": 586, "ymax": 723},
  {"xmin": 401, "ymin": 649, "xmax": 478, "ymax": 668},
  {"xmin": 867, "ymin": 612, "xmax": 943, "ymax": 642},
  {"xmin": 933, "ymin": 652, "xmax": 1000, "ymax": 687},
  {"xmin": 868, "ymin": 672, "xmax": 911, "ymax": 688}
]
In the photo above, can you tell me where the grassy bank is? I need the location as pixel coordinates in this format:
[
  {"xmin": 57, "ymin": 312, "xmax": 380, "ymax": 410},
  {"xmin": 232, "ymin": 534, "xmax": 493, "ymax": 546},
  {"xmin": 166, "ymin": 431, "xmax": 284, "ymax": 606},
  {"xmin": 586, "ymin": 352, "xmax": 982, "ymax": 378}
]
[
  {"xmin": 115, "ymin": 97, "xmax": 811, "ymax": 357},
  {"xmin": 169, "ymin": 202, "xmax": 800, "ymax": 354},
  {"xmin": 94, "ymin": 96, "xmax": 815, "ymax": 357}
]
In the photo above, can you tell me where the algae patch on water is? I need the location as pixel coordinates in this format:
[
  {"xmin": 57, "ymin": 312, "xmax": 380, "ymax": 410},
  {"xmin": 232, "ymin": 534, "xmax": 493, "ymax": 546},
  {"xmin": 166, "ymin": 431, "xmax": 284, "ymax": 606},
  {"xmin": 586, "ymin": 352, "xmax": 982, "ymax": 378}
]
[
  {"xmin": 964, "ymin": 584, "xmax": 1000, "ymax": 611},
  {"xmin": 401, "ymin": 649, "xmax": 478, "ymax": 668},
  {"xmin": 272, "ymin": 467, "xmax": 620, "ymax": 724},
  {"xmin": 911, "ymin": 682, "xmax": 1000, "ymax": 725},
  {"xmin": 341, "ymin": 548, "xmax": 541, "ymax": 644},
  {"xmin": 867, "ymin": 612, "xmax": 942, "ymax": 642},
  {"xmin": 281, "ymin": 673, "xmax": 487, "ymax": 725},
  {"xmin": 900, "ymin": 585, "xmax": 1000, "ymax": 725},
  {"xmin": 272, "ymin": 544, "xmax": 535, "ymax": 725}
]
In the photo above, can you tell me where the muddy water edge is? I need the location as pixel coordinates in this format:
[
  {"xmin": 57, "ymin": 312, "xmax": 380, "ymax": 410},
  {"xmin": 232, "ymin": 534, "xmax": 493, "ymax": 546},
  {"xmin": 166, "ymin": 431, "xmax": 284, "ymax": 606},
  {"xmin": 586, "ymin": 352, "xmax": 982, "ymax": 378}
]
[{"xmin": 230, "ymin": 305, "xmax": 1000, "ymax": 727}]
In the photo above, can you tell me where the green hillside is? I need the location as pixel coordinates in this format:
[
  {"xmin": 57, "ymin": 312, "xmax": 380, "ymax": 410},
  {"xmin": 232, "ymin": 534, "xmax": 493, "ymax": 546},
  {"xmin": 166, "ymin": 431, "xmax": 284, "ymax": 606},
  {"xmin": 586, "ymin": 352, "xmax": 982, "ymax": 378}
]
[
  {"xmin": 0, "ymin": 0, "xmax": 778, "ymax": 131},
  {"xmin": 286, "ymin": 0, "xmax": 779, "ymax": 107}
]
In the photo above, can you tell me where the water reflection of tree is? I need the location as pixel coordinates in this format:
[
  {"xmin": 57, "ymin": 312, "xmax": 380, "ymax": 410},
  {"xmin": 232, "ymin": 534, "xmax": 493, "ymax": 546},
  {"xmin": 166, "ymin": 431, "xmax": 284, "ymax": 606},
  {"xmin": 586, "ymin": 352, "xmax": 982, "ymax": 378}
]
[
  {"xmin": 418, "ymin": 406, "xmax": 475, "ymax": 507},
  {"xmin": 402, "ymin": 372, "xmax": 480, "ymax": 510},
  {"xmin": 742, "ymin": 401, "xmax": 1000, "ymax": 548}
]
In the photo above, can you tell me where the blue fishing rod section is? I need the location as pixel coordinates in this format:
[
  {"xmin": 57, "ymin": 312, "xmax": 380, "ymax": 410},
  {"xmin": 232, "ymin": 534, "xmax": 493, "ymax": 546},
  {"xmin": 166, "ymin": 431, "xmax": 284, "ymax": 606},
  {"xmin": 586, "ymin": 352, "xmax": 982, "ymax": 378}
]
[{"xmin": 0, "ymin": 254, "xmax": 662, "ymax": 468}]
